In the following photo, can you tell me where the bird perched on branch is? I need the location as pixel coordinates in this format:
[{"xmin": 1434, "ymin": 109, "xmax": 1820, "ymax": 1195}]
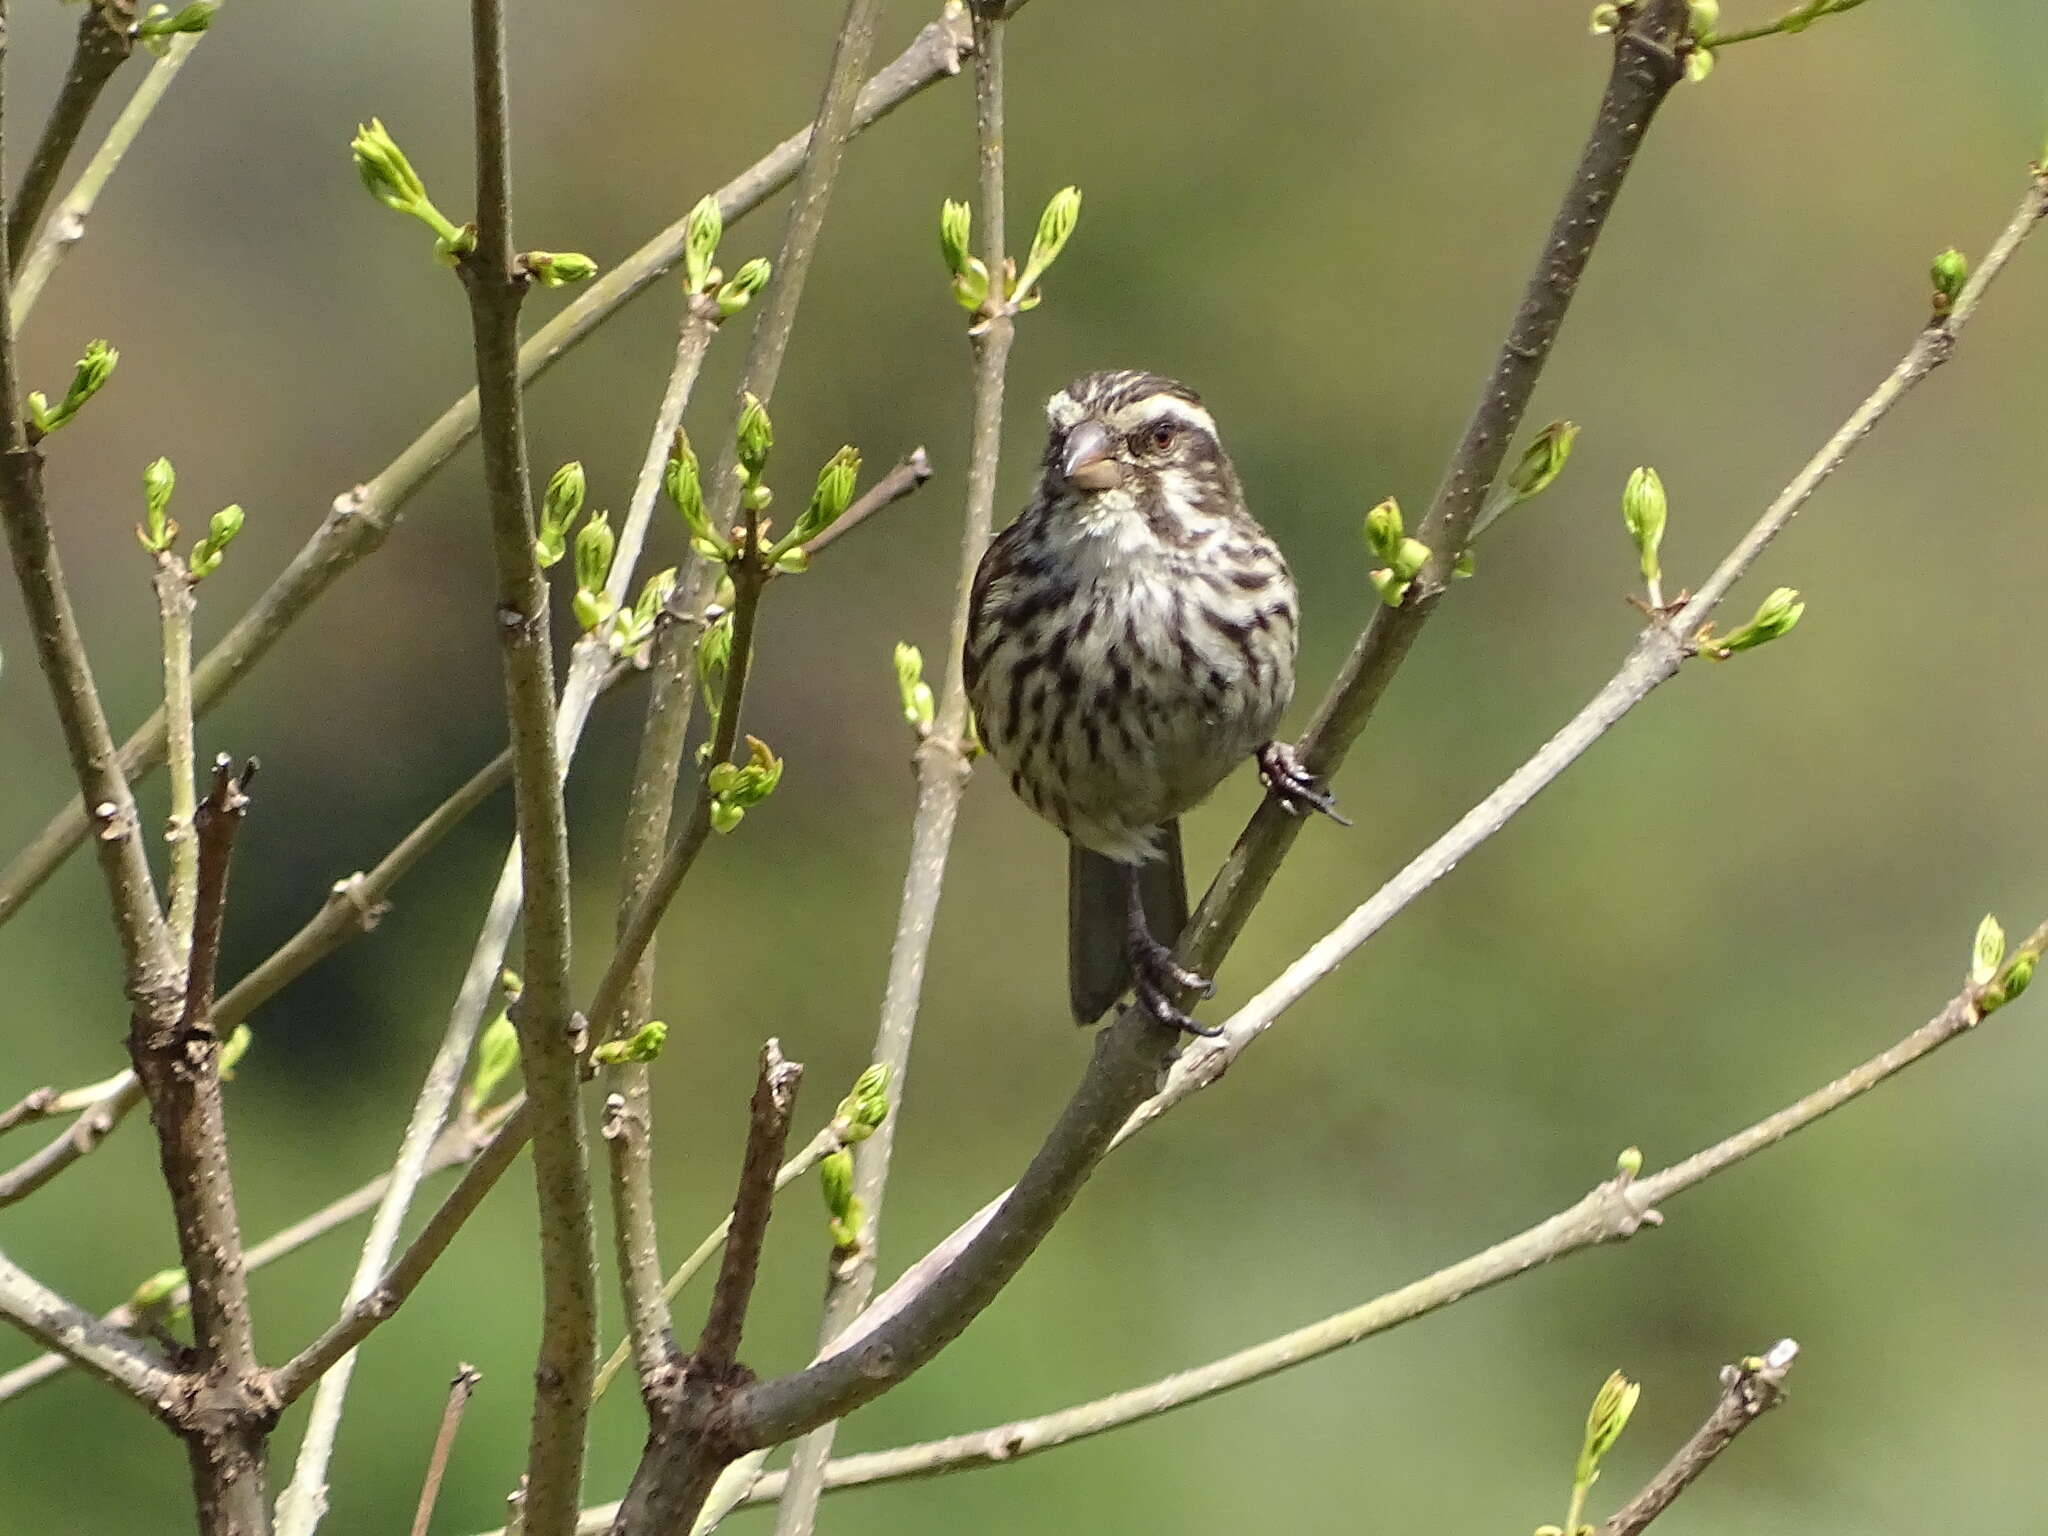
[{"xmin": 965, "ymin": 369, "xmax": 1343, "ymax": 1034}]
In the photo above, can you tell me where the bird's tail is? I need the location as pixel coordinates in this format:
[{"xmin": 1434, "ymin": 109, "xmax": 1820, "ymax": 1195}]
[{"xmin": 1067, "ymin": 819, "xmax": 1188, "ymax": 1025}]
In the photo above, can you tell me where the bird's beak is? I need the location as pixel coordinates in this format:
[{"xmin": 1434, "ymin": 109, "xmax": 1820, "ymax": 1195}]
[{"xmin": 1060, "ymin": 420, "xmax": 1123, "ymax": 491}]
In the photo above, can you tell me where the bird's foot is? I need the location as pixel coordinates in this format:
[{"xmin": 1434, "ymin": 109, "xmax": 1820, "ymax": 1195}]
[
  {"xmin": 1257, "ymin": 741, "xmax": 1352, "ymax": 825},
  {"xmin": 1126, "ymin": 927, "xmax": 1219, "ymax": 1037}
]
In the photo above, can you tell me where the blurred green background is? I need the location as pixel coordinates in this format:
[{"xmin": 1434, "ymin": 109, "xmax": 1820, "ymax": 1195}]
[{"xmin": 4, "ymin": 1, "xmax": 2046, "ymax": 1531}]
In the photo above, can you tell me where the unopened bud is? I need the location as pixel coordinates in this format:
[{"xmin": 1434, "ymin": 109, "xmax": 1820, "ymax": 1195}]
[
  {"xmin": 735, "ymin": 393, "xmax": 773, "ymax": 478},
  {"xmin": 1930, "ymin": 248, "xmax": 1968, "ymax": 311},
  {"xmin": 893, "ymin": 642, "xmax": 936, "ymax": 732},
  {"xmin": 525, "ymin": 251, "xmax": 599, "ymax": 287},
  {"xmin": 1971, "ymin": 914, "xmax": 2006, "ymax": 987},
  {"xmin": 187, "ymin": 504, "xmax": 243, "ymax": 581},
  {"xmin": 683, "ymin": 194, "xmax": 722, "ymax": 294},
  {"xmin": 716, "ymin": 257, "xmax": 771, "ymax": 316},
  {"xmin": 1621, "ymin": 467, "xmax": 1666, "ymax": 591}
]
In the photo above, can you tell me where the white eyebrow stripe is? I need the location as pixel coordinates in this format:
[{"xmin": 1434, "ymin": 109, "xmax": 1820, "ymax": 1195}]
[{"xmin": 1114, "ymin": 395, "xmax": 1218, "ymax": 438}]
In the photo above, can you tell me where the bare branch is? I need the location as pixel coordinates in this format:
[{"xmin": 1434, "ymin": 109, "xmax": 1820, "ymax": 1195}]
[
  {"xmin": 0, "ymin": 1106, "xmax": 511, "ymax": 1408},
  {"xmin": 6, "ymin": 0, "xmax": 136, "ymax": 270},
  {"xmin": 11, "ymin": 23, "xmax": 215, "ymax": 325},
  {"xmin": 776, "ymin": 9, "xmax": 1009, "ymax": 1528},
  {"xmin": 0, "ymin": 3, "xmax": 979, "ymax": 930},
  {"xmin": 458, "ymin": 5, "xmax": 594, "ymax": 1529},
  {"xmin": 410, "ymin": 1364, "xmax": 484, "ymax": 1536},
  {"xmin": 0, "ymin": 1248, "xmax": 176, "ymax": 1411},
  {"xmin": 695, "ymin": 1042, "xmax": 805, "ymax": 1381},
  {"xmin": 1598, "ymin": 1341, "xmax": 1800, "ymax": 1536},
  {"xmin": 272, "ymin": 1098, "xmax": 534, "ymax": 1408},
  {"xmin": 154, "ymin": 558, "xmax": 200, "ymax": 960}
]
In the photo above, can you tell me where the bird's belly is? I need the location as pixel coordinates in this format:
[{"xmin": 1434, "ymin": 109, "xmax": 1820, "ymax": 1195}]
[{"xmin": 974, "ymin": 567, "xmax": 1295, "ymax": 859}]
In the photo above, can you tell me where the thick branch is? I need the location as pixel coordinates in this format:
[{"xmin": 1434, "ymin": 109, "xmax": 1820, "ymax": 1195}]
[
  {"xmin": 1177, "ymin": 0, "xmax": 1693, "ymax": 998},
  {"xmin": 460, "ymin": 6, "xmax": 594, "ymax": 1532},
  {"xmin": 1598, "ymin": 1341, "xmax": 1799, "ymax": 1536},
  {"xmin": 0, "ymin": 2, "xmax": 979, "ymax": 929},
  {"xmin": 727, "ymin": 156, "xmax": 2048, "ymax": 1452}
]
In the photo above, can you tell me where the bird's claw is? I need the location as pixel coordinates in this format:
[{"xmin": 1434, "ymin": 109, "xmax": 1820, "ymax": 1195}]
[
  {"xmin": 1258, "ymin": 741, "xmax": 1351, "ymax": 825},
  {"xmin": 1127, "ymin": 929, "xmax": 1218, "ymax": 1035}
]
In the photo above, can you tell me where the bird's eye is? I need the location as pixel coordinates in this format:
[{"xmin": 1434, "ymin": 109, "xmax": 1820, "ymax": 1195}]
[{"xmin": 1139, "ymin": 420, "xmax": 1179, "ymax": 454}]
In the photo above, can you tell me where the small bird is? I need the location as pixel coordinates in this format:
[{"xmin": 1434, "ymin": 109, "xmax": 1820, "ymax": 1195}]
[{"xmin": 964, "ymin": 369, "xmax": 1341, "ymax": 1033}]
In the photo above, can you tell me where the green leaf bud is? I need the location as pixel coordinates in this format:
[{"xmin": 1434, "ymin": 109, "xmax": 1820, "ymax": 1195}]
[
  {"xmin": 951, "ymin": 255, "xmax": 992, "ymax": 314},
  {"xmin": 467, "ymin": 1011, "xmax": 521, "ymax": 1113},
  {"xmin": 573, "ymin": 509, "xmax": 615, "ymax": 598},
  {"xmin": 218, "ymin": 1023, "xmax": 254, "ymax": 1080},
  {"xmin": 1391, "ymin": 537, "xmax": 1431, "ymax": 582},
  {"xmin": 139, "ymin": 457, "xmax": 179, "ymax": 554},
  {"xmin": 1508, "ymin": 421, "xmax": 1579, "ymax": 502},
  {"xmin": 1930, "ymin": 248, "xmax": 1968, "ymax": 311},
  {"xmin": 1575, "ymin": 1370, "xmax": 1641, "ymax": 1487},
  {"xmin": 893, "ymin": 643, "xmax": 936, "ymax": 733},
  {"xmin": 1971, "ymin": 914, "xmax": 2006, "ymax": 987},
  {"xmin": 1687, "ymin": 0, "xmax": 1720, "ymax": 36},
  {"xmin": 819, "ymin": 1147, "xmax": 855, "ymax": 1219},
  {"xmin": 1011, "ymin": 186, "xmax": 1083, "ymax": 306},
  {"xmin": 835, "ymin": 1063, "xmax": 892, "ymax": 1143},
  {"xmin": 735, "ymin": 392, "xmax": 773, "ymax": 479},
  {"xmin": 351, "ymin": 118, "xmax": 427, "ymax": 215},
  {"xmin": 1685, "ymin": 46, "xmax": 1715, "ymax": 82},
  {"xmin": 709, "ymin": 800, "xmax": 745, "ymax": 834},
  {"xmin": 1369, "ymin": 567, "xmax": 1412, "ymax": 608},
  {"xmin": 716, "ymin": 257, "xmax": 772, "ymax": 317},
  {"xmin": 773, "ymin": 545, "xmax": 810, "ymax": 574},
  {"xmin": 789, "ymin": 446, "xmax": 862, "ymax": 547},
  {"xmin": 1588, "ymin": 3, "xmax": 1621, "ymax": 33},
  {"xmin": 1363, "ymin": 497, "xmax": 1404, "ymax": 563},
  {"xmin": 1702, "ymin": 586, "xmax": 1804, "ymax": 657},
  {"xmin": 1615, "ymin": 1145, "xmax": 1643, "ymax": 1179},
  {"xmin": 525, "ymin": 250, "xmax": 599, "ymax": 287},
  {"xmin": 572, "ymin": 589, "xmax": 611, "ymax": 632},
  {"xmin": 139, "ymin": 0, "xmax": 218, "ymax": 54},
  {"xmin": 35, "ymin": 339, "xmax": 120, "ymax": 436},
  {"xmin": 2003, "ymin": 951, "xmax": 2036, "ymax": 1003},
  {"xmin": 939, "ymin": 198, "xmax": 974, "ymax": 278},
  {"xmin": 663, "ymin": 430, "xmax": 722, "ymax": 552},
  {"xmin": 536, "ymin": 460, "xmax": 584, "ymax": 568},
  {"xmin": 592, "ymin": 1020, "xmax": 668, "ymax": 1066},
  {"xmin": 683, "ymin": 194, "xmax": 722, "ymax": 294},
  {"xmin": 1621, "ymin": 467, "xmax": 1667, "ymax": 592},
  {"xmin": 634, "ymin": 568, "xmax": 676, "ymax": 630},
  {"xmin": 130, "ymin": 1266, "xmax": 188, "ymax": 1312},
  {"xmin": 187, "ymin": 504, "xmax": 244, "ymax": 581}
]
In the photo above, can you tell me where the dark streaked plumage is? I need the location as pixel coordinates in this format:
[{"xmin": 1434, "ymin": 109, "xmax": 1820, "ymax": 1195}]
[{"xmin": 965, "ymin": 369, "xmax": 1319, "ymax": 1032}]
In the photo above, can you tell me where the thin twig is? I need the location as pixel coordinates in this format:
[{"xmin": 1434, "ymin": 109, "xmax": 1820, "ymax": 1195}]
[
  {"xmin": 695, "ymin": 1043, "xmax": 805, "ymax": 1381},
  {"xmin": 271, "ymin": 1098, "xmax": 535, "ymax": 1407},
  {"xmin": 459, "ymin": 5, "xmax": 594, "ymax": 1532},
  {"xmin": 0, "ymin": 1247, "xmax": 175, "ymax": 1411},
  {"xmin": 10, "ymin": 22, "xmax": 215, "ymax": 325},
  {"xmin": 5, "ymin": 0, "xmax": 136, "ymax": 270},
  {"xmin": 798, "ymin": 445, "xmax": 932, "ymax": 557},
  {"xmin": 775, "ymin": 11, "xmax": 1007, "ymax": 1529},
  {"xmin": 154, "ymin": 557, "xmax": 199, "ymax": 959},
  {"xmin": 1598, "ymin": 1342, "xmax": 1799, "ymax": 1536},
  {"xmin": 0, "ymin": 1105, "xmax": 511, "ymax": 1408},
  {"xmin": 0, "ymin": 4, "xmax": 980, "ymax": 931},
  {"xmin": 603, "ymin": 590, "xmax": 702, "ymax": 1404},
  {"xmin": 589, "ymin": 1126, "xmax": 843, "ymax": 1408},
  {"xmin": 0, "ymin": 1089, "xmax": 56, "ymax": 1138},
  {"xmin": 410, "ymin": 1364, "xmax": 484, "ymax": 1536},
  {"xmin": 838, "ymin": 161, "xmax": 2048, "ymax": 1367}
]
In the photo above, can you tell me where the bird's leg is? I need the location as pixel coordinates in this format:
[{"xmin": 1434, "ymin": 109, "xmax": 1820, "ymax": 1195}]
[
  {"xmin": 1124, "ymin": 865, "xmax": 1219, "ymax": 1037},
  {"xmin": 1257, "ymin": 740, "xmax": 1352, "ymax": 825}
]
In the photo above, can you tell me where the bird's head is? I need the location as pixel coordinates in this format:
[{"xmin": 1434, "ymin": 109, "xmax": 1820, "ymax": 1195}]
[{"xmin": 1038, "ymin": 370, "xmax": 1241, "ymax": 535}]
